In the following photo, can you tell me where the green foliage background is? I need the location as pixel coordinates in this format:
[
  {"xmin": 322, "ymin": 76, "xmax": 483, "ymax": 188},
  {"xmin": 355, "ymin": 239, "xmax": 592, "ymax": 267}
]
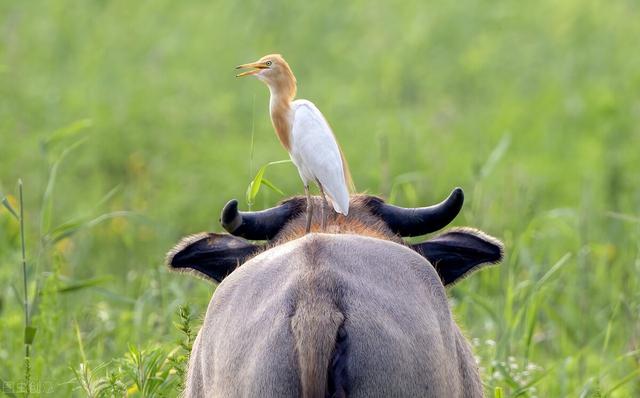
[{"xmin": 1, "ymin": 0, "xmax": 639, "ymax": 396}]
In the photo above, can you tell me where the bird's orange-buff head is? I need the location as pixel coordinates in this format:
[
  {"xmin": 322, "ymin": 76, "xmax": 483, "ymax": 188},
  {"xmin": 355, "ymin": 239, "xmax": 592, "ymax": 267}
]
[{"xmin": 236, "ymin": 54, "xmax": 297, "ymax": 100}]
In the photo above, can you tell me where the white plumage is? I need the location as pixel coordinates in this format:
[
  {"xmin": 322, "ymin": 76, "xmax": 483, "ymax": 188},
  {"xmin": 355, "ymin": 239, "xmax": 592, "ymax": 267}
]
[{"xmin": 289, "ymin": 100, "xmax": 349, "ymax": 215}]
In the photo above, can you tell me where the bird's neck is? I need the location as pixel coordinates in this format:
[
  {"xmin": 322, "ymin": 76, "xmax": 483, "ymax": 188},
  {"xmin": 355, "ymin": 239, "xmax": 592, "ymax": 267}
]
[{"xmin": 268, "ymin": 80, "xmax": 296, "ymax": 151}]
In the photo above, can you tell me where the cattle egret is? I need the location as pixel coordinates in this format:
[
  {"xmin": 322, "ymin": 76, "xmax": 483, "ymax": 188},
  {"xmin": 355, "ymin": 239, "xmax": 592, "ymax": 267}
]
[{"xmin": 236, "ymin": 54, "xmax": 352, "ymax": 233}]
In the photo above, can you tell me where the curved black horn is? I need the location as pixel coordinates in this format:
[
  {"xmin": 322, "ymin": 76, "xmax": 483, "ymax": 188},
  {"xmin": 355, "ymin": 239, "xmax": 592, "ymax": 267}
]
[
  {"xmin": 370, "ymin": 187, "xmax": 464, "ymax": 237},
  {"xmin": 220, "ymin": 199, "xmax": 304, "ymax": 240}
]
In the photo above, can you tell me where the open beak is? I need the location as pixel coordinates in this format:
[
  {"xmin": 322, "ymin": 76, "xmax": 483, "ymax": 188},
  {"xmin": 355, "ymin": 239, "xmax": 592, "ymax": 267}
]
[{"xmin": 235, "ymin": 61, "xmax": 268, "ymax": 77}]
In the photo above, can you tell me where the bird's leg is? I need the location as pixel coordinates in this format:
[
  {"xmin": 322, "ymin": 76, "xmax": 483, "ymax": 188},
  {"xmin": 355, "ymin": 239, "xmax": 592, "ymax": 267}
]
[
  {"xmin": 305, "ymin": 185, "xmax": 313, "ymax": 233},
  {"xmin": 317, "ymin": 180, "xmax": 329, "ymax": 232}
]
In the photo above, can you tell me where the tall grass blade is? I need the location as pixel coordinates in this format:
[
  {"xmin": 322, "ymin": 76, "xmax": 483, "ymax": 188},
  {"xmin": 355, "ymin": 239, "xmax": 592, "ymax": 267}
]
[
  {"xmin": 56, "ymin": 276, "xmax": 112, "ymax": 294},
  {"xmin": 91, "ymin": 184, "xmax": 122, "ymax": 211},
  {"xmin": 460, "ymin": 289, "xmax": 500, "ymax": 323},
  {"xmin": 532, "ymin": 252, "xmax": 572, "ymax": 292},
  {"xmin": 47, "ymin": 211, "xmax": 134, "ymax": 243},
  {"xmin": 18, "ymin": 179, "xmax": 32, "ymax": 396},
  {"xmin": 604, "ymin": 368, "xmax": 640, "ymax": 395},
  {"xmin": 2, "ymin": 196, "xmax": 19, "ymax": 220},
  {"xmin": 40, "ymin": 139, "xmax": 86, "ymax": 236},
  {"xmin": 93, "ymin": 288, "xmax": 138, "ymax": 304},
  {"xmin": 388, "ymin": 172, "xmax": 424, "ymax": 204},
  {"xmin": 74, "ymin": 319, "xmax": 87, "ymax": 364},
  {"xmin": 41, "ymin": 118, "xmax": 92, "ymax": 152},
  {"xmin": 19, "ymin": 180, "xmax": 28, "ymax": 327},
  {"xmin": 249, "ymin": 94, "xmax": 256, "ymax": 182},
  {"xmin": 260, "ymin": 178, "xmax": 285, "ymax": 196},
  {"xmin": 523, "ymin": 299, "xmax": 539, "ymax": 362},
  {"xmin": 601, "ymin": 298, "xmax": 621, "ymax": 354},
  {"xmin": 27, "ymin": 277, "xmax": 43, "ymax": 323},
  {"xmin": 479, "ymin": 133, "xmax": 510, "ymax": 179},
  {"xmin": 245, "ymin": 160, "xmax": 292, "ymax": 207},
  {"xmin": 606, "ymin": 211, "xmax": 640, "ymax": 224}
]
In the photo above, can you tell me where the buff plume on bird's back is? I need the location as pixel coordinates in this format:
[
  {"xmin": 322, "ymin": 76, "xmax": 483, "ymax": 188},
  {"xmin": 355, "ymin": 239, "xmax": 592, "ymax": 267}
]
[{"xmin": 236, "ymin": 54, "xmax": 354, "ymax": 233}]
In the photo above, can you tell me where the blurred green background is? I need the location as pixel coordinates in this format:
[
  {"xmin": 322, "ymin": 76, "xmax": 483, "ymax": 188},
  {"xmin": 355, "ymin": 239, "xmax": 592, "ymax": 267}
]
[{"xmin": 1, "ymin": 0, "xmax": 639, "ymax": 396}]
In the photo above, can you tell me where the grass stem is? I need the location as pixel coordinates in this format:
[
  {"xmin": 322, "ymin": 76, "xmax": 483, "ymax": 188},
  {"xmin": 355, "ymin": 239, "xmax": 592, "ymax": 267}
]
[
  {"xmin": 19, "ymin": 179, "xmax": 29, "ymax": 330},
  {"xmin": 19, "ymin": 179, "xmax": 31, "ymax": 396}
]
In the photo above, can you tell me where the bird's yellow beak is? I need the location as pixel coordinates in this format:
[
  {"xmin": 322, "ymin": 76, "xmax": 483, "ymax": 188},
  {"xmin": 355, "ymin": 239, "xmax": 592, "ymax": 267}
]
[{"xmin": 235, "ymin": 61, "xmax": 269, "ymax": 77}]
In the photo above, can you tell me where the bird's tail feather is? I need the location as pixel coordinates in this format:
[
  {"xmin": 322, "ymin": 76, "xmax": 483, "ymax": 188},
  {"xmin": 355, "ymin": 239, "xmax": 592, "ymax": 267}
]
[
  {"xmin": 338, "ymin": 145, "xmax": 356, "ymax": 193},
  {"xmin": 329, "ymin": 190, "xmax": 350, "ymax": 215}
]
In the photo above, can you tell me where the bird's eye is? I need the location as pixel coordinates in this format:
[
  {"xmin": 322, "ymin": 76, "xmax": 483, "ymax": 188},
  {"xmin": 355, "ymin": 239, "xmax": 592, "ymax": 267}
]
[{"xmin": 266, "ymin": 61, "xmax": 272, "ymax": 66}]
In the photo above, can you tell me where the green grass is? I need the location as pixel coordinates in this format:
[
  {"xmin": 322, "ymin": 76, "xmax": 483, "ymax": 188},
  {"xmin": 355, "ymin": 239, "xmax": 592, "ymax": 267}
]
[{"xmin": 1, "ymin": 0, "xmax": 639, "ymax": 396}]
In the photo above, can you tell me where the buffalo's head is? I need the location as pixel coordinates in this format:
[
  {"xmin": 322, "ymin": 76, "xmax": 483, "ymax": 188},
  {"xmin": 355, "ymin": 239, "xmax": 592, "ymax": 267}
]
[{"xmin": 167, "ymin": 188, "xmax": 503, "ymax": 286}]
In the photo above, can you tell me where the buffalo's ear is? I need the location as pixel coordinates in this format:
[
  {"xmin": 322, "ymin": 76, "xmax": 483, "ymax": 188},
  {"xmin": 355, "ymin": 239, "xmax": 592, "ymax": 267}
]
[
  {"xmin": 411, "ymin": 228, "xmax": 504, "ymax": 286},
  {"xmin": 166, "ymin": 233, "xmax": 260, "ymax": 283}
]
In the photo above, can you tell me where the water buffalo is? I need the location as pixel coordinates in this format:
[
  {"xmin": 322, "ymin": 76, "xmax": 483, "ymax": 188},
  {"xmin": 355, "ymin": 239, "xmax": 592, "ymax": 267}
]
[{"xmin": 167, "ymin": 188, "xmax": 503, "ymax": 397}]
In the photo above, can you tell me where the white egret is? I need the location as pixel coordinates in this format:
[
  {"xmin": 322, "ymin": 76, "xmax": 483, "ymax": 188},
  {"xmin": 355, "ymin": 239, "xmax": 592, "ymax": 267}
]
[{"xmin": 236, "ymin": 54, "xmax": 352, "ymax": 233}]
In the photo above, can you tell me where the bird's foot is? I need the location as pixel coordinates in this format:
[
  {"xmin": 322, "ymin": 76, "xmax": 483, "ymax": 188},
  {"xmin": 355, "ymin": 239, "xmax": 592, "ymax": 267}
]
[
  {"xmin": 317, "ymin": 181, "xmax": 329, "ymax": 233},
  {"xmin": 305, "ymin": 186, "xmax": 313, "ymax": 234},
  {"xmin": 320, "ymin": 204, "xmax": 326, "ymax": 232},
  {"xmin": 305, "ymin": 211, "xmax": 313, "ymax": 233}
]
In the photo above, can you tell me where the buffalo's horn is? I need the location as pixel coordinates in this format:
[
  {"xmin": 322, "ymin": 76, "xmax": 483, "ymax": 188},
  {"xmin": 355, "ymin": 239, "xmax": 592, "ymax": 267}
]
[
  {"xmin": 371, "ymin": 187, "xmax": 464, "ymax": 237},
  {"xmin": 220, "ymin": 199, "xmax": 303, "ymax": 240}
]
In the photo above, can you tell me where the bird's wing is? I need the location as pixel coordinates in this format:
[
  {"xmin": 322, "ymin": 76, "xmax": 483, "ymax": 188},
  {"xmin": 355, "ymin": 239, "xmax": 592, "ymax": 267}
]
[{"xmin": 290, "ymin": 100, "xmax": 350, "ymax": 215}]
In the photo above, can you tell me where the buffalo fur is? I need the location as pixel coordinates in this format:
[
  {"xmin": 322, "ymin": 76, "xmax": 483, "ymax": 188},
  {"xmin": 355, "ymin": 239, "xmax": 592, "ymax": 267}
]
[
  {"xmin": 269, "ymin": 195, "xmax": 402, "ymax": 245},
  {"xmin": 290, "ymin": 238, "xmax": 345, "ymax": 398}
]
